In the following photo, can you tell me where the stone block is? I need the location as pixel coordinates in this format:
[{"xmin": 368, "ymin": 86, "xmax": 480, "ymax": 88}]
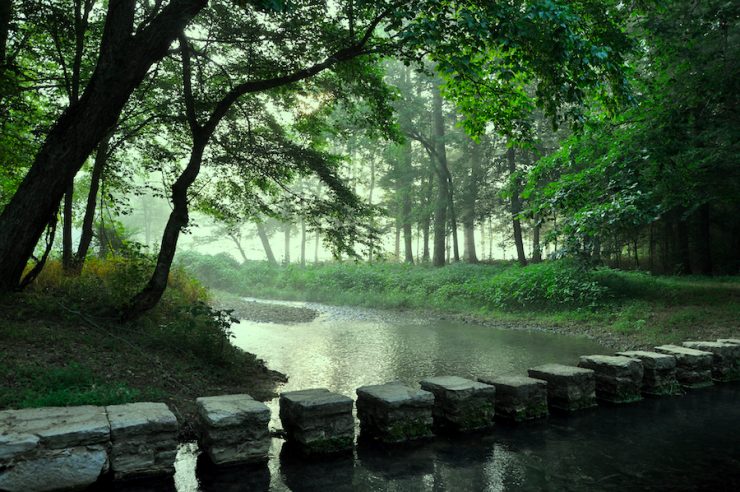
[
  {"xmin": 717, "ymin": 338, "xmax": 740, "ymax": 345},
  {"xmin": 654, "ymin": 345, "xmax": 713, "ymax": 388},
  {"xmin": 0, "ymin": 445, "xmax": 109, "ymax": 492},
  {"xmin": 355, "ymin": 381, "xmax": 434, "ymax": 443},
  {"xmin": 478, "ymin": 375, "xmax": 548, "ymax": 422},
  {"xmin": 527, "ymin": 364, "xmax": 596, "ymax": 412},
  {"xmin": 419, "ymin": 376, "xmax": 496, "ymax": 431},
  {"xmin": 196, "ymin": 394, "xmax": 271, "ymax": 465},
  {"xmin": 279, "ymin": 388, "xmax": 354, "ymax": 454},
  {"xmin": 0, "ymin": 406, "xmax": 110, "ymax": 492},
  {"xmin": 105, "ymin": 402, "xmax": 179, "ymax": 480},
  {"xmin": 616, "ymin": 350, "xmax": 680, "ymax": 396},
  {"xmin": 578, "ymin": 355, "xmax": 643, "ymax": 403},
  {"xmin": 683, "ymin": 341, "xmax": 740, "ymax": 382}
]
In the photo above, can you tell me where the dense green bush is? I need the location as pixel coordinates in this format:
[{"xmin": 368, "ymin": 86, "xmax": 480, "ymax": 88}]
[{"xmin": 179, "ymin": 253, "xmax": 615, "ymax": 312}]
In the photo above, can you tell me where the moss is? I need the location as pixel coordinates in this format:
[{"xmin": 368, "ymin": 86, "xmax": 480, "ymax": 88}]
[
  {"xmin": 383, "ymin": 418, "xmax": 432, "ymax": 443},
  {"xmin": 303, "ymin": 435, "xmax": 354, "ymax": 454}
]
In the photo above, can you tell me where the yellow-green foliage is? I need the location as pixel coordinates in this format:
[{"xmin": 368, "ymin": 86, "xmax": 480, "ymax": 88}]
[{"xmin": 27, "ymin": 257, "xmax": 208, "ymax": 314}]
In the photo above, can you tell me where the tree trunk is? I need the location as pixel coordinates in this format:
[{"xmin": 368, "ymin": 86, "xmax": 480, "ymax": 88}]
[
  {"xmin": 421, "ymin": 169, "xmax": 433, "ymax": 263},
  {"xmin": 62, "ymin": 186, "xmax": 74, "ymax": 269},
  {"xmin": 300, "ymin": 218, "xmax": 306, "ymax": 267},
  {"xmin": 283, "ymin": 223, "xmax": 291, "ymax": 265},
  {"xmin": 72, "ymin": 131, "xmax": 111, "ymax": 271},
  {"xmin": 0, "ymin": 0, "xmax": 206, "ymax": 292},
  {"xmin": 676, "ymin": 211, "xmax": 691, "ymax": 274},
  {"xmin": 256, "ymin": 222, "xmax": 277, "ymax": 265},
  {"xmin": 394, "ymin": 220, "xmax": 401, "ymax": 261},
  {"xmin": 230, "ymin": 233, "xmax": 248, "ymax": 263},
  {"xmin": 462, "ymin": 139, "xmax": 480, "ymax": 263},
  {"xmin": 432, "ymin": 82, "xmax": 449, "ymax": 267},
  {"xmin": 697, "ymin": 203, "xmax": 713, "ymax": 275},
  {"xmin": 507, "ymin": 145, "xmax": 527, "ymax": 267},
  {"xmin": 123, "ymin": 133, "xmax": 207, "ymax": 320},
  {"xmin": 0, "ymin": 0, "xmax": 10, "ymax": 68},
  {"xmin": 400, "ymin": 140, "xmax": 414, "ymax": 264},
  {"xmin": 314, "ymin": 233, "xmax": 320, "ymax": 263},
  {"xmin": 368, "ymin": 157, "xmax": 376, "ymax": 262},
  {"xmin": 531, "ymin": 220, "xmax": 542, "ymax": 263}
]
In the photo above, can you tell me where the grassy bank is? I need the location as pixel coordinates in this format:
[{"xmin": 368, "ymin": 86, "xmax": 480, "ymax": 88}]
[
  {"xmin": 0, "ymin": 257, "xmax": 285, "ymax": 436},
  {"xmin": 179, "ymin": 252, "xmax": 740, "ymax": 348}
]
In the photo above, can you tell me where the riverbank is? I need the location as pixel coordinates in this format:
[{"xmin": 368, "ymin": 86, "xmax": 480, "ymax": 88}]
[
  {"xmin": 179, "ymin": 254, "xmax": 740, "ymax": 350},
  {"xmin": 0, "ymin": 259, "xmax": 286, "ymax": 438}
]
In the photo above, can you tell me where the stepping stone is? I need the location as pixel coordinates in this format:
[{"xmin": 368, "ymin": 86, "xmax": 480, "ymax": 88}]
[
  {"xmin": 279, "ymin": 388, "xmax": 354, "ymax": 454},
  {"xmin": 419, "ymin": 376, "xmax": 496, "ymax": 431},
  {"xmin": 105, "ymin": 402, "xmax": 179, "ymax": 480},
  {"xmin": 478, "ymin": 375, "xmax": 548, "ymax": 422},
  {"xmin": 683, "ymin": 341, "xmax": 740, "ymax": 382},
  {"xmin": 578, "ymin": 355, "xmax": 643, "ymax": 403},
  {"xmin": 527, "ymin": 364, "xmax": 597, "ymax": 412},
  {"xmin": 356, "ymin": 381, "xmax": 434, "ymax": 443},
  {"xmin": 654, "ymin": 345, "xmax": 713, "ymax": 389},
  {"xmin": 196, "ymin": 394, "xmax": 271, "ymax": 465},
  {"xmin": 616, "ymin": 350, "xmax": 680, "ymax": 396},
  {"xmin": 0, "ymin": 406, "xmax": 110, "ymax": 492},
  {"xmin": 717, "ymin": 338, "xmax": 740, "ymax": 345}
]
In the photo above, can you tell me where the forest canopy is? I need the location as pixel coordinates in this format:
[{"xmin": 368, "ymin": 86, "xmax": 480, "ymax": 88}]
[{"xmin": 0, "ymin": 0, "xmax": 737, "ymax": 318}]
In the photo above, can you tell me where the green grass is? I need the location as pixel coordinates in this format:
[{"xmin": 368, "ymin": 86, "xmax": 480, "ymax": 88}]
[
  {"xmin": 0, "ymin": 257, "xmax": 284, "ymax": 422},
  {"xmin": 0, "ymin": 361, "xmax": 163, "ymax": 409},
  {"xmin": 179, "ymin": 252, "xmax": 740, "ymax": 348}
]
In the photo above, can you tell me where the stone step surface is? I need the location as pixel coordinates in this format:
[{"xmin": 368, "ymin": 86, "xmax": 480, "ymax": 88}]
[
  {"xmin": 356, "ymin": 381, "xmax": 434, "ymax": 443},
  {"xmin": 279, "ymin": 388, "xmax": 354, "ymax": 454},
  {"xmin": 654, "ymin": 345, "xmax": 714, "ymax": 388},
  {"xmin": 478, "ymin": 375, "xmax": 548, "ymax": 422},
  {"xmin": 196, "ymin": 394, "xmax": 271, "ymax": 465},
  {"xmin": 578, "ymin": 355, "xmax": 643, "ymax": 403},
  {"xmin": 419, "ymin": 376, "xmax": 496, "ymax": 431},
  {"xmin": 717, "ymin": 338, "xmax": 740, "ymax": 345},
  {"xmin": 527, "ymin": 364, "xmax": 596, "ymax": 412},
  {"xmin": 105, "ymin": 402, "xmax": 179, "ymax": 480},
  {"xmin": 616, "ymin": 351, "xmax": 680, "ymax": 396},
  {"xmin": 682, "ymin": 341, "xmax": 740, "ymax": 382},
  {"xmin": 0, "ymin": 406, "xmax": 111, "ymax": 492}
]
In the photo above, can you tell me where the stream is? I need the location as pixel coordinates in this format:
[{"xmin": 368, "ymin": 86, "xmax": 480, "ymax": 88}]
[{"xmin": 166, "ymin": 300, "xmax": 740, "ymax": 491}]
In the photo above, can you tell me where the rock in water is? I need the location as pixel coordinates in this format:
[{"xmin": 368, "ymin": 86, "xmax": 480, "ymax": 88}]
[
  {"xmin": 279, "ymin": 388, "xmax": 354, "ymax": 454},
  {"xmin": 654, "ymin": 345, "xmax": 714, "ymax": 389},
  {"xmin": 419, "ymin": 376, "xmax": 496, "ymax": 431},
  {"xmin": 355, "ymin": 381, "xmax": 434, "ymax": 443},
  {"xmin": 527, "ymin": 364, "xmax": 597, "ymax": 412},
  {"xmin": 616, "ymin": 350, "xmax": 680, "ymax": 396},
  {"xmin": 578, "ymin": 355, "xmax": 643, "ymax": 404},
  {"xmin": 196, "ymin": 394, "xmax": 271, "ymax": 465},
  {"xmin": 105, "ymin": 402, "xmax": 179, "ymax": 480},
  {"xmin": 478, "ymin": 375, "xmax": 548, "ymax": 422}
]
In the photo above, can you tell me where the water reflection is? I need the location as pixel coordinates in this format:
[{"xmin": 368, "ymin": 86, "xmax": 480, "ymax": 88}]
[{"xmin": 165, "ymin": 301, "xmax": 740, "ymax": 491}]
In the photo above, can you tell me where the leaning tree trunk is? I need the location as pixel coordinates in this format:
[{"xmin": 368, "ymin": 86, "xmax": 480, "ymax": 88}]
[
  {"xmin": 123, "ymin": 134, "xmax": 207, "ymax": 320},
  {"xmin": 256, "ymin": 222, "xmax": 278, "ymax": 265},
  {"xmin": 507, "ymin": 145, "xmax": 527, "ymax": 267},
  {"xmin": 0, "ymin": 0, "xmax": 206, "ymax": 292},
  {"xmin": 72, "ymin": 131, "xmax": 111, "ymax": 272}
]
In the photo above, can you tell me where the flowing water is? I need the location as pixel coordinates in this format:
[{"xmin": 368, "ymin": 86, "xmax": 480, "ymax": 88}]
[{"xmin": 162, "ymin": 300, "xmax": 740, "ymax": 492}]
